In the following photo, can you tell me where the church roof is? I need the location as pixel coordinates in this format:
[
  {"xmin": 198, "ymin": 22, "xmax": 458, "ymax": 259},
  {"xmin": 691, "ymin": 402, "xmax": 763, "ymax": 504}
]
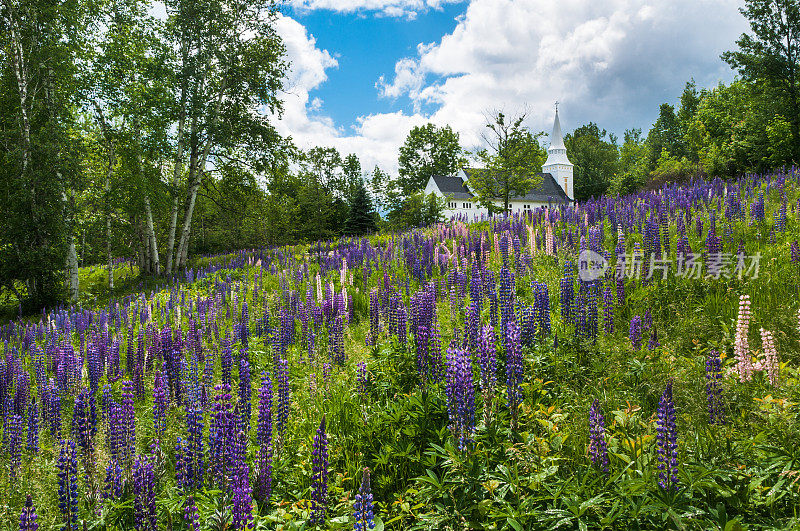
[
  {"xmin": 430, "ymin": 174, "xmax": 472, "ymax": 199},
  {"xmin": 431, "ymin": 171, "xmax": 570, "ymax": 203}
]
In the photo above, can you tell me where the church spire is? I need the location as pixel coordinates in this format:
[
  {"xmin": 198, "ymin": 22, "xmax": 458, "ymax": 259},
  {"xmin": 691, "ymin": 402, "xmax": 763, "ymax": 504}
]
[
  {"xmin": 542, "ymin": 103, "xmax": 573, "ymax": 201},
  {"xmin": 550, "ymin": 103, "xmax": 565, "ymax": 150}
]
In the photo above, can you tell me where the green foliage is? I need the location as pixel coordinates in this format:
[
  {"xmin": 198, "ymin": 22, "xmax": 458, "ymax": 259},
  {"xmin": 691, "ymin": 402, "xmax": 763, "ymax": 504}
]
[
  {"xmin": 564, "ymin": 122, "xmax": 618, "ymax": 201},
  {"xmin": 344, "ymin": 177, "xmax": 378, "ymax": 236},
  {"xmin": 397, "ymin": 123, "xmax": 466, "ymax": 196},
  {"xmin": 384, "ymin": 192, "xmax": 446, "ymax": 231},
  {"xmin": 722, "ymin": 0, "xmax": 800, "ymax": 161},
  {"xmin": 649, "ymin": 148, "xmax": 700, "ymax": 187},
  {"xmin": 611, "ymin": 128, "xmax": 650, "ymax": 195},
  {"xmin": 468, "ymin": 111, "xmax": 546, "ymax": 214}
]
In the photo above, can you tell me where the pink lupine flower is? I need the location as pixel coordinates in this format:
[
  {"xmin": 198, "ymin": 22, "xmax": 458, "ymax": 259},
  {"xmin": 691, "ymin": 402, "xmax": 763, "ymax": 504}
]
[{"xmin": 734, "ymin": 295, "xmax": 753, "ymax": 382}]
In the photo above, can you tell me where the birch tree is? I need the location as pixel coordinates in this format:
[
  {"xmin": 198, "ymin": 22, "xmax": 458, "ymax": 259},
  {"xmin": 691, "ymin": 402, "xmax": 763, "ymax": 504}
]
[{"xmin": 164, "ymin": 0, "xmax": 287, "ymax": 272}]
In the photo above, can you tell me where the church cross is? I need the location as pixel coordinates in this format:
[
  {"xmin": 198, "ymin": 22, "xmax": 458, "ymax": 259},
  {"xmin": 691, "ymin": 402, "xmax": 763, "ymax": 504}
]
[{"xmin": 555, "ymin": 101, "xmax": 559, "ymax": 112}]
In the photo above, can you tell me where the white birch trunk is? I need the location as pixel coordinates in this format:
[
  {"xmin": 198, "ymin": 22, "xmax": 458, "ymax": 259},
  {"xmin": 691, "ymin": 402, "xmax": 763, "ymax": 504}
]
[
  {"xmin": 3, "ymin": 1, "xmax": 31, "ymax": 179},
  {"xmin": 68, "ymin": 236, "xmax": 79, "ymax": 302},
  {"xmin": 165, "ymin": 46, "xmax": 191, "ymax": 276},
  {"xmin": 176, "ymin": 82, "xmax": 226, "ymax": 269},
  {"xmin": 144, "ymin": 193, "xmax": 160, "ymax": 275}
]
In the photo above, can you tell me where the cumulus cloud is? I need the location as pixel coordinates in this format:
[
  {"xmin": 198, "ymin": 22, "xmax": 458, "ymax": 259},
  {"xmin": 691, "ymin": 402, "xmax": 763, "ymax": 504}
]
[
  {"xmin": 381, "ymin": 0, "xmax": 748, "ymax": 147},
  {"xmin": 289, "ymin": 0, "xmax": 464, "ymax": 19},
  {"xmin": 274, "ymin": 0, "xmax": 748, "ymax": 175},
  {"xmin": 273, "ymin": 14, "xmax": 430, "ymax": 173}
]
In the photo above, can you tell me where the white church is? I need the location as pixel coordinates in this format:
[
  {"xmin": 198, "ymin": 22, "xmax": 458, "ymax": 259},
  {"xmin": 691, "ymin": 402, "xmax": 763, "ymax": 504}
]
[{"xmin": 424, "ymin": 107, "xmax": 574, "ymax": 218}]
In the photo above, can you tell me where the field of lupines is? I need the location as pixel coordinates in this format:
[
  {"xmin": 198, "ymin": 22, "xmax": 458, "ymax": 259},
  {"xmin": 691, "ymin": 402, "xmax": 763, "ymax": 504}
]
[{"xmin": 1, "ymin": 171, "xmax": 800, "ymax": 530}]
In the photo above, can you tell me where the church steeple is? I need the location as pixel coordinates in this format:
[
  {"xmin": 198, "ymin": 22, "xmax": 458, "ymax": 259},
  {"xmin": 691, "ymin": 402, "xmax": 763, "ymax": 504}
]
[
  {"xmin": 550, "ymin": 104, "xmax": 565, "ymax": 150},
  {"xmin": 542, "ymin": 103, "xmax": 574, "ymax": 200}
]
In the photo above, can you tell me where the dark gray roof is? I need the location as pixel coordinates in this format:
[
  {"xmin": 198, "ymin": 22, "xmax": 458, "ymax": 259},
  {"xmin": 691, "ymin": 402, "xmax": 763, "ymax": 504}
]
[
  {"xmin": 430, "ymin": 175, "xmax": 473, "ymax": 199},
  {"xmin": 519, "ymin": 172, "xmax": 571, "ymax": 203},
  {"xmin": 432, "ymin": 170, "xmax": 571, "ymax": 203}
]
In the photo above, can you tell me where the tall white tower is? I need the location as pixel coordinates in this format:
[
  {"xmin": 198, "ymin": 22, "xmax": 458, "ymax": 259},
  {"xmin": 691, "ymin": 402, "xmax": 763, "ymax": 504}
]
[{"xmin": 542, "ymin": 104, "xmax": 573, "ymax": 200}]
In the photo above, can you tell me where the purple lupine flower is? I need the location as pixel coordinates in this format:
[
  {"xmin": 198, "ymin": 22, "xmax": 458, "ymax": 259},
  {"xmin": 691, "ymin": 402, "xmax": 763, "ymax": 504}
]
[
  {"xmin": 103, "ymin": 457, "xmax": 123, "ymax": 500},
  {"xmin": 121, "ymin": 380, "xmax": 136, "ymax": 467},
  {"xmin": 221, "ymin": 340, "xmax": 233, "ymax": 387},
  {"xmin": 209, "ymin": 384, "xmax": 234, "ymax": 490},
  {"xmin": 45, "ymin": 384, "xmax": 62, "ymax": 440},
  {"xmin": 175, "ymin": 437, "xmax": 187, "ymax": 490},
  {"xmin": 353, "ymin": 467, "xmax": 375, "ymax": 531},
  {"xmin": 478, "ymin": 325, "xmax": 497, "ymax": 426},
  {"xmin": 19, "ymin": 494, "xmax": 39, "ymax": 531},
  {"xmin": 705, "ymin": 350, "xmax": 725, "ymax": 425},
  {"xmin": 231, "ymin": 459, "xmax": 254, "ymax": 531},
  {"xmin": 356, "ymin": 362, "xmax": 368, "ymax": 396},
  {"xmin": 254, "ymin": 437, "xmax": 273, "ymax": 508},
  {"xmin": 184, "ymin": 495, "xmax": 200, "ymax": 531},
  {"xmin": 13, "ymin": 372, "xmax": 29, "ymax": 418},
  {"xmin": 26, "ymin": 398, "xmax": 38, "ymax": 453},
  {"xmin": 498, "ymin": 266, "xmax": 516, "ymax": 341},
  {"xmin": 367, "ymin": 288, "xmax": 380, "ymax": 347},
  {"xmin": 445, "ymin": 346, "xmax": 475, "ymax": 451},
  {"xmin": 629, "ymin": 316, "xmax": 642, "ymax": 351},
  {"xmin": 152, "ymin": 371, "xmax": 168, "ymax": 443},
  {"xmin": 255, "ymin": 371, "xmax": 274, "ymax": 507},
  {"xmin": 56, "ymin": 440, "xmax": 79, "ymax": 531},
  {"xmin": 72, "ymin": 388, "xmax": 95, "ymax": 474},
  {"xmin": 560, "ymin": 262, "xmax": 574, "ymax": 322},
  {"xmin": 791, "ymin": 240, "xmax": 800, "ymax": 263},
  {"xmin": 133, "ymin": 454, "xmax": 157, "ymax": 531},
  {"xmin": 19, "ymin": 494, "xmax": 38, "ymax": 531},
  {"xmin": 330, "ymin": 316, "xmax": 345, "ymax": 365},
  {"xmin": 656, "ymin": 382, "xmax": 678, "ymax": 492},
  {"xmin": 505, "ymin": 321, "xmax": 524, "ymax": 429},
  {"xmin": 533, "ymin": 281, "xmax": 551, "ymax": 338},
  {"xmin": 310, "ymin": 416, "xmax": 329, "ymax": 526},
  {"xmin": 186, "ymin": 404, "xmax": 205, "ymax": 489},
  {"xmin": 7, "ymin": 413, "xmax": 22, "ymax": 479},
  {"xmin": 588, "ymin": 400, "xmax": 608, "ymax": 474},
  {"xmin": 276, "ymin": 358, "xmax": 290, "ymax": 436},
  {"xmin": 647, "ymin": 328, "xmax": 659, "ymax": 350},
  {"xmin": 465, "ymin": 301, "xmax": 480, "ymax": 353},
  {"xmin": 602, "ymin": 287, "xmax": 614, "ymax": 334},
  {"xmin": 239, "ymin": 356, "xmax": 252, "ymax": 433},
  {"xmin": 257, "ymin": 372, "xmax": 273, "ymax": 449}
]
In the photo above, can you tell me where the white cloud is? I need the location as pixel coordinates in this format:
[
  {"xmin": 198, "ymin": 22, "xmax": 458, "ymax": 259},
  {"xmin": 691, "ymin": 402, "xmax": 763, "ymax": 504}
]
[
  {"xmin": 275, "ymin": 0, "xmax": 748, "ymax": 176},
  {"xmin": 289, "ymin": 0, "xmax": 464, "ymax": 18},
  {"xmin": 273, "ymin": 15, "xmax": 430, "ymax": 173},
  {"xmin": 379, "ymin": 0, "xmax": 748, "ymax": 147}
]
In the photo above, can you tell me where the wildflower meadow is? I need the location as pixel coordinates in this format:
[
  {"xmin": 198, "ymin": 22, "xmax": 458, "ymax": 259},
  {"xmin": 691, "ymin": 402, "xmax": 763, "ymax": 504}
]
[{"xmin": 2, "ymin": 171, "xmax": 800, "ymax": 530}]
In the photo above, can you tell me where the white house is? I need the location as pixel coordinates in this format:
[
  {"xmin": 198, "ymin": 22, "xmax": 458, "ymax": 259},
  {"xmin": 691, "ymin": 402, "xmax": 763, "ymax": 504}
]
[{"xmin": 424, "ymin": 107, "xmax": 574, "ymax": 219}]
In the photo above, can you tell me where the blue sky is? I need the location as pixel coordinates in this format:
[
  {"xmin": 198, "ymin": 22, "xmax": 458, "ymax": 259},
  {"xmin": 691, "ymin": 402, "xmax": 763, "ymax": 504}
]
[
  {"xmin": 284, "ymin": 3, "xmax": 467, "ymax": 127},
  {"xmin": 272, "ymin": 0, "xmax": 749, "ymax": 174}
]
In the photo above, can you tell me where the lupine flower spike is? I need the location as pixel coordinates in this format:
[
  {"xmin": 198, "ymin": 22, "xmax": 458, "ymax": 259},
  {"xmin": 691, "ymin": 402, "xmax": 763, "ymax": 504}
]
[
  {"xmin": 588, "ymin": 400, "xmax": 608, "ymax": 474},
  {"xmin": 353, "ymin": 467, "xmax": 375, "ymax": 531},
  {"xmin": 310, "ymin": 416, "xmax": 329, "ymax": 526},
  {"xmin": 656, "ymin": 382, "xmax": 678, "ymax": 492},
  {"xmin": 19, "ymin": 494, "xmax": 38, "ymax": 531}
]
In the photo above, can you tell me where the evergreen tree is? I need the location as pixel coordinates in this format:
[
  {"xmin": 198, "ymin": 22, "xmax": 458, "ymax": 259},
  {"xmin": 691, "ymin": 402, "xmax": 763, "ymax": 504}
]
[{"xmin": 344, "ymin": 178, "xmax": 377, "ymax": 236}]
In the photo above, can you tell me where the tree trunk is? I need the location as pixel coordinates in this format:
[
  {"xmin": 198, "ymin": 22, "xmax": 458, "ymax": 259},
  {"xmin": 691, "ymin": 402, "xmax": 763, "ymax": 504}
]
[
  {"xmin": 144, "ymin": 193, "xmax": 160, "ymax": 275},
  {"xmin": 165, "ymin": 46, "xmax": 191, "ymax": 276},
  {"xmin": 165, "ymin": 104, "xmax": 187, "ymax": 275},
  {"xmin": 176, "ymin": 81, "xmax": 226, "ymax": 270},
  {"xmin": 141, "ymin": 220, "xmax": 151, "ymax": 275},
  {"xmin": 107, "ymin": 212, "xmax": 113, "ymax": 290},
  {"xmin": 67, "ymin": 235, "xmax": 79, "ymax": 302},
  {"xmin": 93, "ymin": 102, "xmax": 116, "ymax": 291},
  {"xmin": 3, "ymin": 1, "xmax": 31, "ymax": 180}
]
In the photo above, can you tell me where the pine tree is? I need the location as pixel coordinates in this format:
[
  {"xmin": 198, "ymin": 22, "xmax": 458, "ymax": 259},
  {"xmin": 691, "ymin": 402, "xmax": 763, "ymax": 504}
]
[{"xmin": 344, "ymin": 179, "xmax": 377, "ymax": 236}]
